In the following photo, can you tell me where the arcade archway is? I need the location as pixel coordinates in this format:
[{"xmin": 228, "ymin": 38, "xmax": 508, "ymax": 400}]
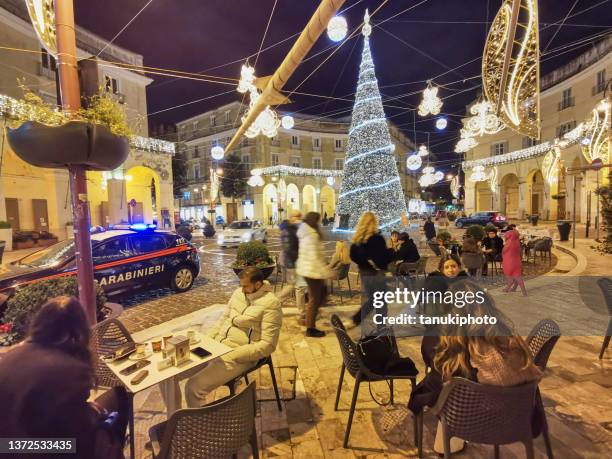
[
  {"xmin": 500, "ymin": 173, "xmax": 519, "ymax": 218},
  {"xmin": 263, "ymin": 183, "xmax": 278, "ymax": 225},
  {"xmin": 302, "ymin": 184, "xmax": 316, "ymax": 214}
]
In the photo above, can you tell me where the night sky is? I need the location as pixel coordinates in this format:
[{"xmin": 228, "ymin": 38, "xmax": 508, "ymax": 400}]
[{"xmin": 74, "ymin": 0, "xmax": 611, "ymax": 173}]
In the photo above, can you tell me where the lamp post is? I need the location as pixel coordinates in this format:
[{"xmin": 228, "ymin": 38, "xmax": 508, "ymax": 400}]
[{"xmin": 55, "ymin": 1, "xmax": 96, "ymax": 323}]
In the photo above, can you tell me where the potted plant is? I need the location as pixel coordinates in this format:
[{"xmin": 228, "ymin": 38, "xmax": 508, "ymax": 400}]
[
  {"xmin": 0, "ymin": 221, "xmax": 12, "ymax": 252},
  {"xmin": 231, "ymin": 240, "xmax": 275, "ymax": 279},
  {"xmin": 0, "ymin": 277, "xmax": 107, "ymax": 347},
  {"xmin": 6, "ymin": 85, "xmax": 130, "ymax": 172},
  {"xmin": 465, "ymin": 224, "xmax": 486, "ymax": 242},
  {"xmin": 65, "ymin": 221, "xmax": 74, "ymax": 239}
]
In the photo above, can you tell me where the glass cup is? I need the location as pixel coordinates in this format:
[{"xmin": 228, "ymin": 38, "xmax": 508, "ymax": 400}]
[
  {"xmin": 151, "ymin": 339, "xmax": 162, "ymax": 353},
  {"xmin": 135, "ymin": 343, "xmax": 146, "ymax": 357}
]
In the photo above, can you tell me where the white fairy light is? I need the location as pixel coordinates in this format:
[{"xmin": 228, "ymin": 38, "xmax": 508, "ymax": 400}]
[
  {"xmin": 237, "ymin": 63, "xmax": 281, "ymax": 139},
  {"xmin": 417, "ymin": 145, "xmax": 429, "ymax": 156},
  {"xmin": 418, "ymin": 166, "xmax": 442, "ymax": 187},
  {"xmin": 281, "ymin": 115, "xmax": 294, "ymax": 130},
  {"xmin": 434, "ymin": 171, "xmax": 444, "ymax": 181},
  {"xmin": 211, "ymin": 145, "xmax": 225, "ymax": 160},
  {"xmin": 251, "ymin": 165, "xmax": 343, "ymax": 178},
  {"xmin": 326, "ymin": 176, "xmax": 335, "ymax": 186},
  {"xmin": 327, "ymin": 15, "xmax": 348, "ymax": 42},
  {"xmin": 418, "ymin": 80, "xmax": 443, "ymax": 117},
  {"xmin": 406, "ymin": 154, "xmax": 422, "ymax": 171},
  {"xmin": 237, "ymin": 64, "xmax": 256, "ymax": 94},
  {"xmin": 463, "ymin": 100, "xmax": 505, "ymax": 137},
  {"xmin": 450, "ymin": 176, "xmax": 461, "ymax": 198}
]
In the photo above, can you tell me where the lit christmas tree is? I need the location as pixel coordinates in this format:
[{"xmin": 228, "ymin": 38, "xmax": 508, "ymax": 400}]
[{"xmin": 336, "ymin": 10, "xmax": 407, "ymax": 230}]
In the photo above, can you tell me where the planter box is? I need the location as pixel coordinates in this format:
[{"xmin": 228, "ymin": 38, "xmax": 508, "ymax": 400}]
[
  {"xmin": 36, "ymin": 238, "xmax": 59, "ymax": 247},
  {"xmin": 7, "ymin": 121, "xmax": 129, "ymax": 171},
  {"xmin": 0, "ymin": 228, "xmax": 12, "ymax": 251}
]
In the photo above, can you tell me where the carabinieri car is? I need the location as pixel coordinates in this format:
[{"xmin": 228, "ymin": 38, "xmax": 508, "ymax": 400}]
[{"xmin": 0, "ymin": 226, "xmax": 200, "ymax": 297}]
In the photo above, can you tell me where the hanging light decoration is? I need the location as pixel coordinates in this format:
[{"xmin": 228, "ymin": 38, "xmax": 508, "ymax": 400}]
[
  {"xmin": 326, "ymin": 176, "xmax": 335, "ymax": 186},
  {"xmin": 434, "ymin": 171, "xmax": 444, "ymax": 182},
  {"xmin": 327, "ymin": 15, "xmax": 348, "ymax": 42},
  {"xmin": 541, "ymin": 147, "xmax": 560, "ymax": 185},
  {"xmin": 488, "ymin": 166, "xmax": 498, "ymax": 192},
  {"xmin": 281, "ymin": 115, "xmax": 295, "ymax": 130},
  {"xmin": 418, "ymin": 166, "xmax": 442, "ymax": 187},
  {"xmin": 581, "ymin": 99, "xmax": 610, "ymax": 164},
  {"xmin": 211, "ymin": 145, "xmax": 225, "ymax": 160},
  {"xmin": 418, "ymin": 80, "xmax": 443, "ymax": 117},
  {"xmin": 450, "ymin": 176, "xmax": 461, "ymax": 198},
  {"xmin": 435, "ymin": 117, "xmax": 448, "ymax": 130},
  {"xmin": 417, "ymin": 145, "xmax": 429, "ymax": 156},
  {"xmin": 482, "ymin": 0, "xmax": 540, "ymax": 138},
  {"xmin": 406, "ymin": 154, "xmax": 422, "ymax": 171},
  {"xmin": 247, "ymin": 175, "xmax": 265, "ymax": 187},
  {"xmin": 469, "ymin": 165, "xmax": 489, "ymax": 182},
  {"xmin": 463, "ymin": 100, "xmax": 505, "ymax": 137},
  {"xmin": 454, "ymin": 128, "xmax": 479, "ymax": 153},
  {"xmin": 237, "ymin": 64, "xmax": 281, "ymax": 139}
]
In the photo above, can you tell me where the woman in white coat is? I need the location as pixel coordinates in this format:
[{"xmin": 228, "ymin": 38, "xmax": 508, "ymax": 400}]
[{"xmin": 296, "ymin": 212, "xmax": 332, "ymax": 337}]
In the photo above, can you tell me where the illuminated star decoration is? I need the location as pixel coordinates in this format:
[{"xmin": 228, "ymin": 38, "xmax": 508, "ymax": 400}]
[
  {"xmin": 237, "ymin": 64, "xmax": 283, "ymax": 139},
  {"xmin": 335, "ymin": 9, "xmax": 407, "ymax": 230},
  {"xmin": 418, "ymin": 80, "xmax": 443, "ymax": 117}
]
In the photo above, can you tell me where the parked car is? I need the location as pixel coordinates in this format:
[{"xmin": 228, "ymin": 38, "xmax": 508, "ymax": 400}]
[
  {"xmin": 0, "ymin": 225, "xmax": 200, "ymax": 297},
  {"xmin": 454, "ymin": 211, "xmax": 507, "ymax": 229},
  {"xmin": 217, "ymin": 220, "xmax": 267, "ymax": 248}
]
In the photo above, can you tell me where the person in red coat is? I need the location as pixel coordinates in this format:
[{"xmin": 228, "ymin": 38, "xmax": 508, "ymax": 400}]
[{"xmin": 502, "ymin": 228, "xmax": 527, "ymax": 296}]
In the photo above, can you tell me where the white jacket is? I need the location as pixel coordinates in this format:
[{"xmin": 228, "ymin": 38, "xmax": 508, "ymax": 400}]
[
  {"xmin": 296, "ymin": 223, "xmax": 332, "ymax": 280},
  {"xmin": 206, "ymin": 282, "xmax": 282, "ymax": 364}
]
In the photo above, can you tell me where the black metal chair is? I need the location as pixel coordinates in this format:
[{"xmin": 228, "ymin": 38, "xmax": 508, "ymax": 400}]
[
  {"xmin": 527, "ymin": 238, "xmax": 553, "ymax": 265},
  {"xmin": 273, "ymin": 256, "xmax": 286, "ymax": 293},
  {"xmin": 330, "ymin": 314, "xmax": 417, "ymax": 448},
  {"xmin": 329, "ymin": 263, "xmax": 353, "ymax": 303},
  {"xmin": 228, "ymin": 355, "xmax": 282, "ymax": 412},
  {"xmin": 597, "ymin": 278, "xmax": 612, "ymax": 359},
  {"xmin": 91, "ymin": 318, "xmax": 136, "ymax": 458},
  {"xmin": 526, "ymin": 319, "xmax": 561, "ymax": 370},
  {"xmin": 428, "ymin": 241, "xmax": 442, "ymax": 257},
  {"xmin": 418, "ymin": 377, "xmax": 553, "ymax": 459},
  {"xmin": 149, "ymin": 382, "xmax": 259, "ymax": 459}
]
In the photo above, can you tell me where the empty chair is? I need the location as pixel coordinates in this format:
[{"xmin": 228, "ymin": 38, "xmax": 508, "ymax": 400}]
[
  {"xmin": 330, "ymin": 314, "xmax": 417, "ymax": 448},
  {"xmin": 526, "ymin": 319, "xmax": 560, "ymax": 370},
  {"xmin": 597, "ymin": 278, "xmax": 612, "ymax": 359},
  {"xmin": 329, "ymin": 263, "xmax": 353, "ymax": 303},
  {"xmin": 418, "ymin": 377, "xmax": 553, "ymax": 459},
  {"xmin": 149, "ymin": 382, "xmax": 259, "ymax": 459}
]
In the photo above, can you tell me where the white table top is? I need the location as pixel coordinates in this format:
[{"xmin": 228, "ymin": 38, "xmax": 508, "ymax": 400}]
[{"xmin": 103, "ymin": 306, "xmax": 231, "ymax": 394}]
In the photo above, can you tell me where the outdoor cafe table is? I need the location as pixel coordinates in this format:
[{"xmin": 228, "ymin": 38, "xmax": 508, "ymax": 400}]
[{"xmin": 102, "ymin": 306, "xmax": 231, "ymax": 459}]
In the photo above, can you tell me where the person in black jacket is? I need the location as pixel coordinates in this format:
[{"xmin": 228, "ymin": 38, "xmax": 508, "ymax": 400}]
[
  {"xmin": 0, "ymin": 297, "xmax": 129, "ymax": 459},
  {"xmin": 394, "ymin": 232, "xmax": 420, "ymax": 264},
  {"xmin": 278, "ymin": 210, "xmax": 306, "ymax": 312},
  {"xmin": 481, "ymin": 228, "xmax": 504, "ymax": 276},
  {"xmin": 349, "ymin": 212, "xmax": 394, "ymax": 328},
  {"xmin": 423, "ymin": 217, "xmax": 436, "ymax": 241}
]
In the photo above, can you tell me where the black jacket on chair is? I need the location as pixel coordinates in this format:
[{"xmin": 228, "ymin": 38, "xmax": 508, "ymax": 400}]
[{"xmin": 394, "ymin": 239, "xmax": 420, "ymax": 263}]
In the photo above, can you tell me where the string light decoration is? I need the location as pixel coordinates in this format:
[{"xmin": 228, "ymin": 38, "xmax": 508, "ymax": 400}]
[
  {"xmin": 326, "ymin": 176, "xmax": 335, "ymax": 186},
  {"xmin": 0, "ymin": 93, "xmax": 175, "ymax": 154},
  {"xmin": 335, "ymin": 10, "xmax": 407, "ymax": 230},
  {"xmin": 327, "ymin": 15, "xmax": 348, "ymax": 42},
  {"xmin": 25, "ymin": 0, "xmax": 56, "ymax": 56},
  {"xmin": 469, "ymin": 165, "xmax": 489, "ymax": 182},
  {"xmin": 450, "ymin": 175, "xmax": 461, "ymax": 198},
  {"xmin": 419, "ymin": 166, "xmax": 443, "ymax": 187},
  {"xmin": 237, "ymin": 64, "xmax": 281, "ymax": 139},
  {"xmin": 417, "ymin": 145, "xmax": 429, "ymax": 156},
  {"xmin": 488, "ymin": 166, "xmax": 498, "ymax": 192},
  {"xmin": 463, "ymin": 100, "xmax": 505, "ymax": 137},
  {"xmin": 250, "ymin": 165, "xmax": 343, "ymax": 178},
  {"xmin": 582, "ymin": 100, "xmax": 610, "ymax": 164},
  {"xmin": 454, "ymin": 128, "xmax": 479, "ymax": 153},
  {"xmin": 436, "ymin": 117, "xmax": 448, "ymax": 130},
  {"xmin": 247, "ymin": 175, "xmax": 265, "ymax": 187},
  {"xmin": 406, "ymin": 154, "xmax": 422, "ymax": 171},
  {"xmin": 418, "ymin": 80, "xmax": 443, "ymax": 117},
  {"xmin": 482, "ymin": 0, "xmax": 540, "ymax": 138},
  {"xmin": 541, "ymin": 147, "xmax": 560, "ymax": 186}
]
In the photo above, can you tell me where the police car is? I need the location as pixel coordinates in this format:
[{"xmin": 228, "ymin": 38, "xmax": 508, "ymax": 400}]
[{"xmin": 0, "ymin": 225, "xmax": 200, "ymax": 297}]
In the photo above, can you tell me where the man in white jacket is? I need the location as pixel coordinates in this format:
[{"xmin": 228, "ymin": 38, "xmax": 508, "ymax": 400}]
[{"xmin": 184, "ymin": 267, "xmax": 282, "ymax": 407}]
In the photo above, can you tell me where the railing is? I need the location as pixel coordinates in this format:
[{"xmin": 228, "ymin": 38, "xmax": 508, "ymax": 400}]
[{"xmin": 558, "ymin": 97, "xmax": 575, "ymax": 111}]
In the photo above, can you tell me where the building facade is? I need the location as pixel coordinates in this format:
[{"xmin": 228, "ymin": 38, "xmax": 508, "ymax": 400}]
[
  {"xmin": 463, "ymin": 37, "xmax": 611, "ymax": 224},
  {"xmin": 0, "ymin": 0, "xmax": 174, "ymax": 241},
  {"xmin": 176, "ymin": 101, "xmax": 420, "ymax": 224}
]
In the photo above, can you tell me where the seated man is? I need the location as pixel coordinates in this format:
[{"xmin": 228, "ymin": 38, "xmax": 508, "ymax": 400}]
[
  {"xmin": 481, "ymin": 229, "xmax": 504, "ymax": 275},
  {"xmin": 185, "ymin": 267, "xmax": 282, "ymax": 407}
]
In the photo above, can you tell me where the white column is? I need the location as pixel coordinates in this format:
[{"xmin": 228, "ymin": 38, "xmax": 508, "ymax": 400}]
[
  {"xmin": 464, "ymin": 181, "xmax": 476, "ymax": 214},
  {"xmin": 518, "ymin": 180, "xmax": 528, "ymax": 220},
  {"xmin": 107, "ymin": 178, "xmax": 128, "ymax": 224}
]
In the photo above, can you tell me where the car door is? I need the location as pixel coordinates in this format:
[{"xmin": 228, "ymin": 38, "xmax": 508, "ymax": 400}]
[
  {"xmin": 127, "ymin": 233, "xmax": 171, "ymax": 288},
  {"xmin": 92, "ymin": 237, "xmax": 135, "ymax": 294}
]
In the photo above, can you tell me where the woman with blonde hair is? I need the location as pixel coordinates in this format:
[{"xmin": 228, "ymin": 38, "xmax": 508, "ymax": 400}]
[
  {"xmin": 328, "ymin": 240, "xmax": 351, "ymax": 279},
  {"xmin": 349, "ymin": 211, "xmax": 394, "ymax": 328}
]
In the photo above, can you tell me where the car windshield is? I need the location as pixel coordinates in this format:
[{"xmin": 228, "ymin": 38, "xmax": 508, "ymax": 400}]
[
  {"xmin": 18, "ymin": 239, "xmax": 75, "ymax": 268},
  {"xmin": 229, "ymin": 221, "xmax": 252, "ymax": 229}
]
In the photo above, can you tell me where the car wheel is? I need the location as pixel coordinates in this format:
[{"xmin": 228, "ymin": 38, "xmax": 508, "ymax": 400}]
[
  {"xmin": 171, "ymin": 265, "xmax": 195, "ymax": 292},
  {"xmin": 455, "ymin": 221, "xmax": 464, "ymax": 228}
]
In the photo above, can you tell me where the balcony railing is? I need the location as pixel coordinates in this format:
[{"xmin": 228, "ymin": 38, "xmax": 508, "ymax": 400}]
[{"xmin": 558, "ymin": 97, "xmax": 575, "ymax": 111}]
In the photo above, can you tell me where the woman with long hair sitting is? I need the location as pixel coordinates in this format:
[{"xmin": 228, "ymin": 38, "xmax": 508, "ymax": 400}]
[
  {"xmin": 0, "ymin": 297, "xmax": 129, "ymax": 459},
  {"xmin": 328, "ymin": 240, "xmax": 351, "ymax": 279},
  {"xmin": 409, "ymin": 281, "xmax": 542, "ymax": 454}
]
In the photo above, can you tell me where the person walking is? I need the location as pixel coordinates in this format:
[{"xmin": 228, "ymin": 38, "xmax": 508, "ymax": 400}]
[
  {"xmin": 278, "ymin": 210, "xmax": 306, "ymax": 313},
  {"xmin": 349, "ymin": 212, "xmax": 394, "ymax": 329},
  {"xmin": 0, "ymin": 297, "xmax": 129, "ymax": 459},
  {"xmin": 423, "ymin": 217, "xmax": 436, "ymax": 241},
  {"xmin": 296, "ymin": 212, "xmax": 332, "ymax": 337},
  {"xmin": 502, "ymin": 227, "xmax": 527, "ymax": 296}
]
